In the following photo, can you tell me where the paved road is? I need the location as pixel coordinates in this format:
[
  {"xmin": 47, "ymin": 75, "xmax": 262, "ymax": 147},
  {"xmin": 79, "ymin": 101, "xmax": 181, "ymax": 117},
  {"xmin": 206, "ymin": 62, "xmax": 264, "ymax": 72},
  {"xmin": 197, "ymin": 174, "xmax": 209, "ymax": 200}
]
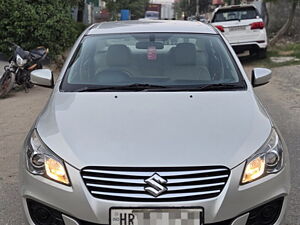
[
  {"xmin": 0, "ymin": 60, "xmax": 299, "ymax": 224},
  {"xmin": 0, "ymin": 60, "xmax": 52, "ymax": 225}
]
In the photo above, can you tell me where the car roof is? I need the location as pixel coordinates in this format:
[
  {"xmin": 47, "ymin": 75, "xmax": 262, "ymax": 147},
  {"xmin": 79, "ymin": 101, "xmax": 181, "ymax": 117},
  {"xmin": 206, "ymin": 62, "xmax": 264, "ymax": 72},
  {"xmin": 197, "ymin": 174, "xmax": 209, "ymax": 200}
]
[
  {"xmin": 215, "ymin": 4, "xmax": 256, "ymax": 11},
  {"xmin": 87, "ymin": 20, "xmax": 217, "ymax": 35}
]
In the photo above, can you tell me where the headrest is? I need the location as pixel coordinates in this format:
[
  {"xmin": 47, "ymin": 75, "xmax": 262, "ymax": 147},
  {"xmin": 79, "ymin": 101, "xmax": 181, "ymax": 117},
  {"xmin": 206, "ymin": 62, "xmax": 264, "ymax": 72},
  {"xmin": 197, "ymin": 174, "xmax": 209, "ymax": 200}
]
[
  {"xmin": 106, "ymin": 44, "xmax": 131, "ymax": 66},
  {"xmin": 241, "ymin": 14, "xmax": 249, "ymax": 20},
  {"xmin": 195, "ymin": 39, "xmax": 205, "ymax": 51},
  {"xmin": 174, "ymin": 43, "xmax": 196, "ymax": 65}
]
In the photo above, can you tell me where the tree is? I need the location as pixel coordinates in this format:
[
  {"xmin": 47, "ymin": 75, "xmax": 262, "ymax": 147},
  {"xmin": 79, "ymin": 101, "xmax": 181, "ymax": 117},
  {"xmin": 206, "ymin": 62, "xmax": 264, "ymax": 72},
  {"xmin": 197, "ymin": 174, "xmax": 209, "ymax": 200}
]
[
  {"xmin": 178, "ymin": 0, "xmax": 210, "ymax": 17},
  {"xmin": 269, "ymin": 0, "xmax": 299, "ymax": 46},
  {"xmin": 0, "ymin": 0, "xmax": 83, "ymax": 58},
  {"xmin": 104, "ymin": 0, "xmax": 149, "ymax": 20},
  {"xmin": 174, "ymin": 1, "xmax": 183, "ymax": 19},
  {"xmin": 223, "ymin": 0, "xmax": 240, "ymax": 5},
  {"xmin": 261, "ymin": 1, "xmax": 269, "ymax": 27}
]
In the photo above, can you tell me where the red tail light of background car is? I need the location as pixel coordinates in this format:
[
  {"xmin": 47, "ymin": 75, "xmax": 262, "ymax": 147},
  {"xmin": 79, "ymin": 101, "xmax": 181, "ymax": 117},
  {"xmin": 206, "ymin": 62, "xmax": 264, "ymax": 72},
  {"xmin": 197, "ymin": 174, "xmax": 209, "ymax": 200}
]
[
  {"xmin": 215, "ymin": 25, "xmax": 225, "ymax": 32},
  {"xmin": 251, "ymin": 22, "xmax": 265, "ymax": 30}
]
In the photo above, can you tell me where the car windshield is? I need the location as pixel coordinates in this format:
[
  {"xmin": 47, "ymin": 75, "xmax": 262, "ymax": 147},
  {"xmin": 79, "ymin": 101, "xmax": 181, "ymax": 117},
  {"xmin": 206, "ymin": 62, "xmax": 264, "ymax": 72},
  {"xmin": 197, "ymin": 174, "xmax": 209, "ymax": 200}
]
[
  {"xmin": 61, "ymin": 33, "xmax": 246, "ymax": 92},
  {"xmin": 213, "ymin": 7, "xmax": 258, "ymax": 22},
  {"xmin": 145, "ymin": 11, "xmax": 159, "ymax": 18}
]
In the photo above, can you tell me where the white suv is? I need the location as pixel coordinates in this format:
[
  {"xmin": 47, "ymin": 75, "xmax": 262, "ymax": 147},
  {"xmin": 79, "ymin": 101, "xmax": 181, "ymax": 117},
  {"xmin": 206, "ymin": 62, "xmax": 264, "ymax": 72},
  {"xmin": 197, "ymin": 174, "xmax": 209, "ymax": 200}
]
[{"xmin": 211, "ymin": 5, "xmax": 268, "ymax": 58}]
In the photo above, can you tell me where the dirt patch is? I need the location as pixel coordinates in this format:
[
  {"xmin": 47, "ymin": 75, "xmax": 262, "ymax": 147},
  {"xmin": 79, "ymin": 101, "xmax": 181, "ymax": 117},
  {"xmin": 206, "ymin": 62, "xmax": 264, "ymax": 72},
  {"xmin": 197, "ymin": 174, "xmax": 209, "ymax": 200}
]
[{"xmin": 270, "ymin": 56, "xmax": 300, "ymax": 63}]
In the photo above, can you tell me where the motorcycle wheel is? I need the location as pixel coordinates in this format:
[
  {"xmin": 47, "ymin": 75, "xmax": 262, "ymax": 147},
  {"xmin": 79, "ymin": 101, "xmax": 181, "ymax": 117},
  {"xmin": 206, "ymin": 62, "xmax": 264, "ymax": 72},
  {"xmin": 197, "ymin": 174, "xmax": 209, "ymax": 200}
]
[
  {"xmin": 25, "ymin": 64, "xmax": 43, "ymax": 89},
  {"xmin": 37, "ymin": 63, "xmax": 43, "ymax": 69},
  {"xmin": 0, "ymin": 71, "xmax": 15, "ymax": 98},
  {"xmin": 25, "ymin": 71, "xmax": 34, "ymax": 89},
  {"xmin": 25, "ymin": 81, "xmax": 34, "ymax": 89}
]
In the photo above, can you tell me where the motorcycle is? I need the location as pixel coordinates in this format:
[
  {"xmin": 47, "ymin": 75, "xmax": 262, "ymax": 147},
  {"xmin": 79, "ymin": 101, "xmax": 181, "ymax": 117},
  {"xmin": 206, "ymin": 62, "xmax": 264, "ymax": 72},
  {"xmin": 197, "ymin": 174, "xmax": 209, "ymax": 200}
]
[{"xmin": 0, "ymin": 42, "xmax": 48, "ymax": 98}]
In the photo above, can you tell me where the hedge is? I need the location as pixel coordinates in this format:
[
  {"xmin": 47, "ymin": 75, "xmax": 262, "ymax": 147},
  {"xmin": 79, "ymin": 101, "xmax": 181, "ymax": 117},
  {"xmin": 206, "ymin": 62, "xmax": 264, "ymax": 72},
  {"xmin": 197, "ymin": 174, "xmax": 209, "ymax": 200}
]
[{"xmin": 0, "ymin": 0, "xmax": 84, "ymax": 58}]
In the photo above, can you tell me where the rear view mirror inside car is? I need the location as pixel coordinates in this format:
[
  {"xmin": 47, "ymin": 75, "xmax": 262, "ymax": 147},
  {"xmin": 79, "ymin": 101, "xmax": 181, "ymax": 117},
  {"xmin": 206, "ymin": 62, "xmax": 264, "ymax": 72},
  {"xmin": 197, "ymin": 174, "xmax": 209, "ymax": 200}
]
[{"xmin": 136, "ymin": 41, "xmax": 164, "ymax": 49}]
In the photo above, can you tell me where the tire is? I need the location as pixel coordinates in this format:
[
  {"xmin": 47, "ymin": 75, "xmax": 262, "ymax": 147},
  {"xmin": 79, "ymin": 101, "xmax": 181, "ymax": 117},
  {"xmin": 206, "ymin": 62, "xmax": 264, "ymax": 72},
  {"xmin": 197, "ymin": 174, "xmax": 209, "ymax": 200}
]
[
  {"xmin": 24, "ymin": 70, "xmax": 34, "ymax": 89},
  {"xmin": 25, "ymin": 65, "xmax": 42, "ymax": 89},
  {"xmin": 258, "ymin": 48, "xmax": 267, "ymax": 59},
  {"xmin": 0, "ymin": 71, "xmax": 15, "ymax": 98},
  {"xmin": 25, "ymin": 81, "xmax": 34, "ymax": 89},
  {"xmin": 37, "ymin": 63, "xmax": 43, "ymax": 69}
]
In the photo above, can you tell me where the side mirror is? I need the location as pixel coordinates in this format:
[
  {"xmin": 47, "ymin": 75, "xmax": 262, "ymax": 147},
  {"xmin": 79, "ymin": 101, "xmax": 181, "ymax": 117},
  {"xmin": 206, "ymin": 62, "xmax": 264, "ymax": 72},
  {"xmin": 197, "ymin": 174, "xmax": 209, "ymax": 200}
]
[
  {"xmin": 31, "ymin": 69, "xmax": 54, "ymax": 88},
  {"xmin": 251, "ymin": 68, "xmax": 272, "ymax": 87}
]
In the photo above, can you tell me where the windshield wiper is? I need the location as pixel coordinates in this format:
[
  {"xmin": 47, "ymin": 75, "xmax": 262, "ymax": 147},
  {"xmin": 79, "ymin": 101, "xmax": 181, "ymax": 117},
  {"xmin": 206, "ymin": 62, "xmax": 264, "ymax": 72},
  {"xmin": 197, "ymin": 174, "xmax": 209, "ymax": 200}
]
[
  {"xmin": 74, "ymin": 83, "xmax": 168, "ymax": 92},
  {"xmin": 194, "ymin": 83, "xmax": 245, "ymax": 91},
  {"xmin": 143, "ymin": 83, "xmax": 245, "ymax": 92},
  {"xmin": 72, "ymin": 83, "xmax": 245, "ymax": 92}
]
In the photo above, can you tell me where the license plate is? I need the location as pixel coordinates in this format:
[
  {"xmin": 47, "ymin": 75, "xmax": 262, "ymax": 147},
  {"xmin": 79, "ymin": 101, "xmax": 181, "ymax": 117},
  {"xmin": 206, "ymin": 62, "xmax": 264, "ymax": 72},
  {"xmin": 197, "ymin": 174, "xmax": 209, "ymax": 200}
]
[
  {"xmin": 110, "ymin": 207, "xmax": 203, "ymax": 225},
  {"xmin": 229, "ymin": 26, "xmax": 246, "ymax": 31}
]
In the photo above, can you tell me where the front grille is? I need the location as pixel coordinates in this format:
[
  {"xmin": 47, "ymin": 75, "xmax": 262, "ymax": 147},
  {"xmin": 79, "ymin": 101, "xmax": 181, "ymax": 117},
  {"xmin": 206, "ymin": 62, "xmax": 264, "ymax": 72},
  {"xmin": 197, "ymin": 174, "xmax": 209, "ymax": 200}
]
[{"xmin": 81, "ymin": 166, "xmax": 230, "ymax": 202}]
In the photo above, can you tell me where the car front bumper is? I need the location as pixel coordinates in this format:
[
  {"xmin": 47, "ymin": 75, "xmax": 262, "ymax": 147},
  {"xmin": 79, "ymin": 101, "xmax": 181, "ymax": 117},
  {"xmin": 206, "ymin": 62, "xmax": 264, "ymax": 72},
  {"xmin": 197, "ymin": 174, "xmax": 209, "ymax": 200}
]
[{"xmin": 20, "ymin": 159, "xmax": 290, "ymax": 225}]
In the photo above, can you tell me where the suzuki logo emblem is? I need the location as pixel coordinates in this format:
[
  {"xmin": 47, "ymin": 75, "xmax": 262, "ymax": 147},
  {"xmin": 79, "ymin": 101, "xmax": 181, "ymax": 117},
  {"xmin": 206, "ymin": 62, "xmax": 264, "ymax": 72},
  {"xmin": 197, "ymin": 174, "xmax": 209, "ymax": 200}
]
[{"xmin": 144, "ymin": 173, "xmax": 167, "ymax": 197}]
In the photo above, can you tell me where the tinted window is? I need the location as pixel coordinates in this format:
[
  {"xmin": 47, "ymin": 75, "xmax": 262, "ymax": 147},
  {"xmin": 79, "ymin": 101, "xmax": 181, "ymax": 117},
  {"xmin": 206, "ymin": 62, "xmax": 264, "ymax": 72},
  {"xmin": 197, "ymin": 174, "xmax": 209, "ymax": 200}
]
[
  {"xmin": 61, "ymin": 33, "xmax": 245, "ymax": 92},
  {"xmin": 213, "ymin": 7, "xmax": 258, "ymax": 22},
  {"xmin": 145, "ymin": 11, "xmax": 159, "ymax": 18}
]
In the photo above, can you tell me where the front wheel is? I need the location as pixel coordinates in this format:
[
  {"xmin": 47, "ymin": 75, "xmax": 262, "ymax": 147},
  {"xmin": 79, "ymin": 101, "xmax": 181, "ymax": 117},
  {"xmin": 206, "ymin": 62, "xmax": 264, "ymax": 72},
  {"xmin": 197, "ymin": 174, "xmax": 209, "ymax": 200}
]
[{"xmin": 0, "ymin": 71, "xmax": 15, "ymax": 98}]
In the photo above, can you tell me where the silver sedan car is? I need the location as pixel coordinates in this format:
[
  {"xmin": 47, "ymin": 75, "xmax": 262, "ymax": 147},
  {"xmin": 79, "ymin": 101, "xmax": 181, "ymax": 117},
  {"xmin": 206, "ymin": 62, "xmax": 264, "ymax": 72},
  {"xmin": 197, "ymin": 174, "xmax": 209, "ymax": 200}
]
[{"xmin": 20, "ymin": 20, "xmax": 290, "ymax": 225}]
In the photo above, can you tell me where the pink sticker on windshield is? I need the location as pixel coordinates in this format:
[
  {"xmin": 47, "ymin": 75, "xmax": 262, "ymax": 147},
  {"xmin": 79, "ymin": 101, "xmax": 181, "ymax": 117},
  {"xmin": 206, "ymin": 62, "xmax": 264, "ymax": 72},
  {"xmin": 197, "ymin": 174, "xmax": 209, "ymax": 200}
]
[{"xmin": 147, "ymin": 46, "xmax": 157, "ymax": 60}]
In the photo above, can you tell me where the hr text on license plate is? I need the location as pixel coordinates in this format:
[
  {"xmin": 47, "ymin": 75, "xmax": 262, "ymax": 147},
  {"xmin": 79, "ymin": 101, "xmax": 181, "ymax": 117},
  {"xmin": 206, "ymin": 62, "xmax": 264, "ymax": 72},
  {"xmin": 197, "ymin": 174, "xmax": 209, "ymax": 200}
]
[{"xmin": 110, "ymin": 208, "xmax": 203, "ymax": 225}]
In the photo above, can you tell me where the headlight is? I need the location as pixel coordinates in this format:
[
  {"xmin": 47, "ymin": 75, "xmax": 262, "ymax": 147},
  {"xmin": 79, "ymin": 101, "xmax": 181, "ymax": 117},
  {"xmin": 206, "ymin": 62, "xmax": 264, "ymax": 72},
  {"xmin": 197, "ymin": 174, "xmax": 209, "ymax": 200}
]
[
  {"xmin": 241, "ymin": 129, "xmax": 284, "ymax": 184},
  {"xmin": 25, "ymin": 129, "xmax": 70, "ymax": 185},
  {"xmin": 16, "ymin": 54, "xmax": 27, "ymax": 67}
]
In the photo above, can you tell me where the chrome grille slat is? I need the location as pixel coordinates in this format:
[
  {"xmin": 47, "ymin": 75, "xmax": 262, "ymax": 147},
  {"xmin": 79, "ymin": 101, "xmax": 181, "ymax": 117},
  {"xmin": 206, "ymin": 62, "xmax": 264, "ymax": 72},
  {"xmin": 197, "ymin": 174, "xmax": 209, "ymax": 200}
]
[
  {"xmin": 83, "ymin": 168, "xmax": 228, "ymax": 177},
  {"xmin": 86, "ymin": 182, "xmax": 226, "ymax": 191},
  {"xmin": 91, "ymin": 190, "xmax": 221, "ymax": 198},
  {"xmin": 82, "ymin": 174, "xmax": 228, "ymax": 184},
  {"xmin": 81, "ymin": 166, "xmax": 230, "ymax": 202}
]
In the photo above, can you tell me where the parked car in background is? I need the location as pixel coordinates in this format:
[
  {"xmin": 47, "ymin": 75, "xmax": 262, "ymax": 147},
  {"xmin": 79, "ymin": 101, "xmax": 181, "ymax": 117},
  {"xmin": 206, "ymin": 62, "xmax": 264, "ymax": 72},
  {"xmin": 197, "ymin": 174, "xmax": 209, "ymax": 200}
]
[
  {"xmin": 145, "ymin": 2, "xmax": 175, "ymax": 20},
  {"xmin": 211, "ymin": 5, "xmax": 268, "ymax": 58},
  {"xmin": 188, "ymin": 15, "xmax": 208, "ymax": 23},
  {"xmin": 20, "ymin": 20, "xmax": 289, "ymax": 225},
  {"xmin": 145, "ymin": 3, "xmax": 161, "ymax": 20},
  {"xmin": 187, "ymin": 15, "xmax": 197, "ymax": 21},
  {"xmin": 198, "ymin": 15, "xmax": 208, "ymax": 23},
  {"xmin": 144, "ymin": 10, "xmax": 160, "ymax": 20}
]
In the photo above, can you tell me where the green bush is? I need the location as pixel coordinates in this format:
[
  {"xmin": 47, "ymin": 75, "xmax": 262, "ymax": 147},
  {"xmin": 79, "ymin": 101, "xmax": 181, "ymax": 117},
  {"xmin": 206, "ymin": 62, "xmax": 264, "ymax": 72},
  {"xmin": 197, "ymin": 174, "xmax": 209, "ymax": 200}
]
[{"xmin": 0, "ymin": 0, "xmax": 84, "ymax": 59}]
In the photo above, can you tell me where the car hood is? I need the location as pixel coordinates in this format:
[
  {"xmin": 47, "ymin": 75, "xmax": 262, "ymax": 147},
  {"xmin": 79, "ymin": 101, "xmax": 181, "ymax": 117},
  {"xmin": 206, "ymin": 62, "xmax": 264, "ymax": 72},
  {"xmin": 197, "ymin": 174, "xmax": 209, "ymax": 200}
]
[{"xmin": 37, "ymin": 91, "xmax": 271, "ymax": 169}]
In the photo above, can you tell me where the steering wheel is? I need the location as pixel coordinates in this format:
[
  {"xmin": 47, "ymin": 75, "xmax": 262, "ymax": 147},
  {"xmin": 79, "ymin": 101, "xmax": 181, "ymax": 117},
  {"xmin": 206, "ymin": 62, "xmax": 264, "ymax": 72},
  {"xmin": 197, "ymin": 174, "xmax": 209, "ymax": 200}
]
[{"xmin": 96, "ymin": 68, "xmax": 132, "ymax": 83}]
